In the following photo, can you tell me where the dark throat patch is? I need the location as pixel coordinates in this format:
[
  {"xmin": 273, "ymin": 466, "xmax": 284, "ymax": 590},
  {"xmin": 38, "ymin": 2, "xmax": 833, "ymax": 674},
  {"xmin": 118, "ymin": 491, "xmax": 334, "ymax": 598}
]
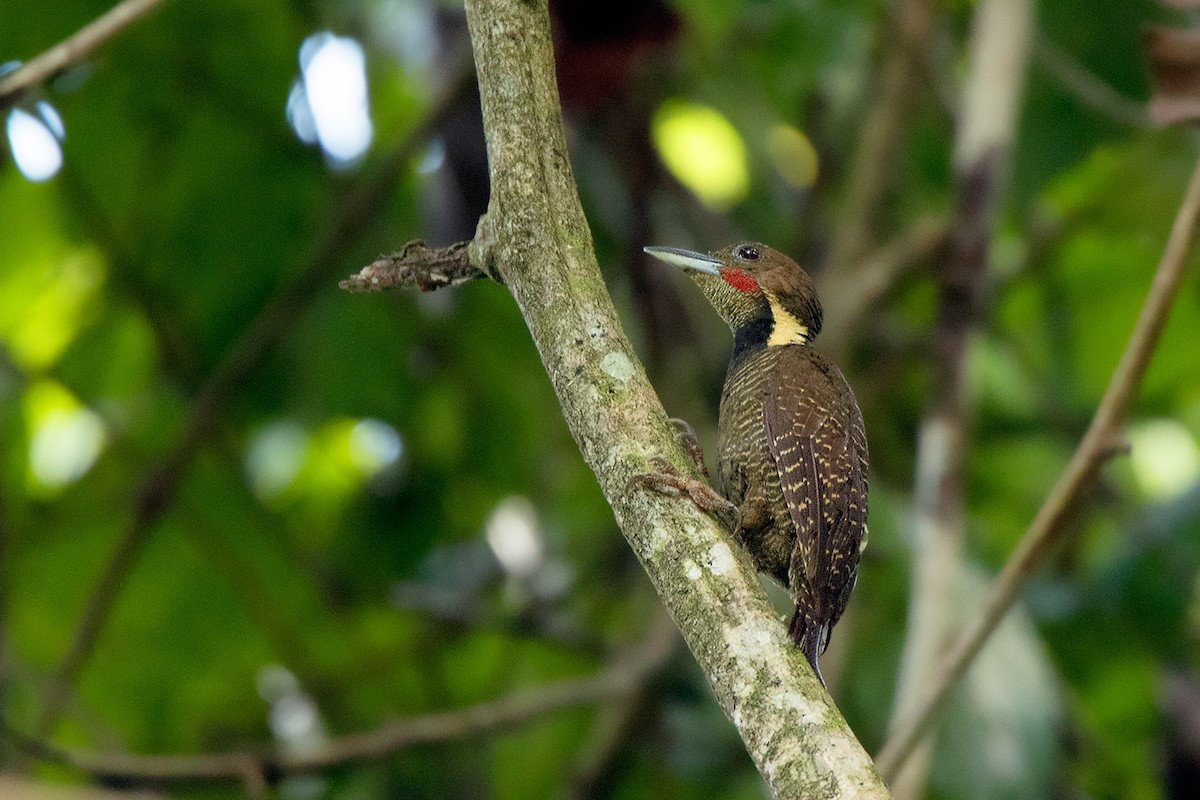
[{"xmin": 731, "ymin": 315, "xmax": 774, "ymax": 367}]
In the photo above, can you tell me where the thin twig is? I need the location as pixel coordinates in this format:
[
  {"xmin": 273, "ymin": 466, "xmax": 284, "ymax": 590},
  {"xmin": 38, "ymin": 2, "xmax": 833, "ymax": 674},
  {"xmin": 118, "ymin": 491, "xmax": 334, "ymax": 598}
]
[
  {"xmin": 9, "ymin": 613, "xmax": 676, "ymax": 788},
  {"xmin": 824, "ymin": 0, "xmax": 934, "ymax": 281},
  {"xmin": 33, "ymin": 56, "xmax": 477, "ymax": 738},
  {"xmin": 178, "ymin": 514, "xmax": 321, "ymax": 697},
  {"xmin": 566, "ymin": 605, "xmax": 675, "ymax": 798},
  {"xmin": 566, "ymin": 697, "xmax": 646, "ymax": 799},
  {"xmin": 0, "ymin": 0, "xmax": 168, "ymax": 104},
  {"xmin": 391, "ymin": 581, "xmax": 608, "ymax": 656},
  {"xmin": 340, "ymin": 240, "xmax": 485, "ymax": 292},
  {"xmin": 876, "ymin": 151, "xmax": 1200, "ymax": 781},
  {"xmin": 818, "ymin": 213, "xmax": 950, "ymax": 355},
  {"xmin": 0, "ymin": 775, "xmax": 163, "ymax": 800},
  {"xmin": 1034, "ymin": 36, "xmax": 1150, "ymax": 129}
]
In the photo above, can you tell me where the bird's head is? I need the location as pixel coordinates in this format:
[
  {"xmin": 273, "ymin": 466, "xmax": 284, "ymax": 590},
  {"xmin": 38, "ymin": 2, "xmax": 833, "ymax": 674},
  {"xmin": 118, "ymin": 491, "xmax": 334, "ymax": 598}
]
[{"xmin": 644, "ymin": 242, "xmax": 822, "ymax": 345}]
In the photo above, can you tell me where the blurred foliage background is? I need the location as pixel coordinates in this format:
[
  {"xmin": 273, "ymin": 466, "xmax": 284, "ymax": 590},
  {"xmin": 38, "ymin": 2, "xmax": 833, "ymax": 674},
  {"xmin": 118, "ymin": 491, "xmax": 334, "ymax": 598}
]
[{"xmin": 2, "ymin": 0, "xmax": 1200, "ymax": 798}]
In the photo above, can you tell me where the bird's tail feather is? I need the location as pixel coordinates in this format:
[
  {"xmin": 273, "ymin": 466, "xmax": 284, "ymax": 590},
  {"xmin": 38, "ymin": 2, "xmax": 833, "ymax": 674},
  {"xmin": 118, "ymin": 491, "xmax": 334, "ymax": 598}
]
[{"xmin": 789, "ymin": 608, "xmax": 829, "ymax": 688}]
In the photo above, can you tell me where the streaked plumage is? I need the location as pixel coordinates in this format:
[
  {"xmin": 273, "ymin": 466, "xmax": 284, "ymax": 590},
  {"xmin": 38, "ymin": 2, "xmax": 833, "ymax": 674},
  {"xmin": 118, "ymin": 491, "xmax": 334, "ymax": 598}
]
[{"xmin": 644, "ymin": 242, "xmax": 868, "ymax": 685}]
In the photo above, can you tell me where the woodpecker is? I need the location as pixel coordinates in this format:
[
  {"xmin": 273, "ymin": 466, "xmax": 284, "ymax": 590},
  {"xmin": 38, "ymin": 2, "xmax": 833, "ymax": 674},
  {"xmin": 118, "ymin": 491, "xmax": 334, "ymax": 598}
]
[{"xmin": 640, "ymin": 242, "xmax": 868, "ymax": 686}]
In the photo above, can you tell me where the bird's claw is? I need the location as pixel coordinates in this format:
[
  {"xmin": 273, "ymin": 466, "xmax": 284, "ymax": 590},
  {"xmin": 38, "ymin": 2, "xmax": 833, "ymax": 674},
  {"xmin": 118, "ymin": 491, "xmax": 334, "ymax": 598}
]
[
  {"xmin": 626, "ymin": 458, "xmax": 740, "ymax": 533},
  {"xmin": 714, "ymin": 501, "xmax": 741, "ymax": 534},
  {"xmin": 669, "ymin": 417, "xmax": 709, "ymax": 478},
  {"xmin": 624, "ymin": 457, "xmax": 680, "ymax": 495}
]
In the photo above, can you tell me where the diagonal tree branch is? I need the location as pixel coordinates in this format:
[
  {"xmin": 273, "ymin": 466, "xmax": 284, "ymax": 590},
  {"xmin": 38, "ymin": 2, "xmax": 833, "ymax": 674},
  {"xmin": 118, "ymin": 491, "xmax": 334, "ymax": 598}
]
[
  {"xmin": 0, "ymin": 0, "xmax": 168, "ymax": 105},
  {"xmin": 440, "ymin": 0, "xmax": 890, "ymax": 796},
  {"xmin": 876, "ymin": 149, "xmax": 1200, "ymax": 781},
  {"xmin": 1033, "ymin": 36, "xmax": 1150, "ymax": 129},
  {"xmin": 6, "ymin": 612, "xmax": 678, "ymax": 788},
  {"xmin": 0, "ymin": 775, "xmax": 162, "ymax": 800},
  {"xmin": 823, "ymin": 0, "xmax": 935, "ymax": 281},
  {"xmin": 818, "ymin": 213, "xmax": 950, "ymax": 356},
  {"xmin": 32, "ymin": 57, "xmax": 476, "ymax": 738}
]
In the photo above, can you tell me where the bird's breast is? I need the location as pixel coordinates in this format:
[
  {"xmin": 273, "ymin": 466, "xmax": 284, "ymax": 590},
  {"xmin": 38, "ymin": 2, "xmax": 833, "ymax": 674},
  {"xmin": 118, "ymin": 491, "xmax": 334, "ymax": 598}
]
[{"xmin": 716, "ymin": 346, "xmax": 794, "ymax": 578}]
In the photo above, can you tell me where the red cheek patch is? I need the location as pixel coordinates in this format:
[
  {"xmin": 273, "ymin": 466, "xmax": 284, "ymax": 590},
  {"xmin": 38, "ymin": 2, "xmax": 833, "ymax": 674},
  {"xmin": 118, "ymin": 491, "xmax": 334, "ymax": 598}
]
[{"xmin": 722, "ymin": 268, "xmax": 759, "ymax": 293}]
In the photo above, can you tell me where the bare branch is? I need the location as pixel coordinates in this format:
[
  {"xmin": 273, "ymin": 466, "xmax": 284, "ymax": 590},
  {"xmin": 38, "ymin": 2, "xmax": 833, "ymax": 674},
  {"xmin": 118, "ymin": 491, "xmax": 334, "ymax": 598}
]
[
  {"xmin": 33, "ymin": 56, "xmax": 476, "ymax": 738},
  {"xmin": 7, "ymin": 614, "xmax": 677, "ymax": 788},
  {"xmin": 390, "ymin": 580, "xmax": 607, "ymax": 655},
  {"xmin": 1034, "ymin": 36, "xmax": 1150, "ymax": 129},
  {"xmin": 818, "ymin": 214, "xmax": 950, "ymax": 354},
  {"xmin": 877, "ymin": 151, "xmax": 1200, "ymax": 781},
  {"xmin": 0, "ymin": 0, "xmax": 168, "ymax": 104},
  {"xmin": 567, "ymin": 605, "xmax": 673, "ymax": 798},
  {"xmin": 340, "ymin": 240, "xmax": 485, "ymax": 292},
  {"xmin": 824, "ymin": 0, "xmax": 934, "ymax": 280},
  {"xmin": 454, "ymin": 0, "xmax": 890, "ymax": 795},
  {"xmin": 0, "ymin": 774, "xmax": 162, "ymax": 800}
]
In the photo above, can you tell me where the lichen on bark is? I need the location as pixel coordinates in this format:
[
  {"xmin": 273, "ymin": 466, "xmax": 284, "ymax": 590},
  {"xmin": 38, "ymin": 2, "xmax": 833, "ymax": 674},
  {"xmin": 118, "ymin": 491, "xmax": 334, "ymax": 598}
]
[{"xmin": 448, "ymin": 0, "xmax": 893, "ymax": 796}]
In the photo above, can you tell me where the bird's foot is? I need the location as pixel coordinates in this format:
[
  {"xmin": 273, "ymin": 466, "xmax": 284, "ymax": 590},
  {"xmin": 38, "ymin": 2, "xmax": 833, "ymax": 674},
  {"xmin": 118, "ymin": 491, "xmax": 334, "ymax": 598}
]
[
  {"xmin": 626, "ymin": 458, "xmax": 740, "ymax": 532},
  {"xmin": 669, "ymin": 417, "xmax": 709, "ymax": 478}
]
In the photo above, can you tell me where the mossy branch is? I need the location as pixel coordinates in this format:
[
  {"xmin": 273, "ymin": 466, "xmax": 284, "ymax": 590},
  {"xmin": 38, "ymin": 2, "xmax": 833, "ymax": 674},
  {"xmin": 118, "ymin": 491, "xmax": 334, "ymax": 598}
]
[
  {"xmin": 340, "ymin": 241, "xmax": 483, "ymax": 292},
  {"xmin": 363, "ymin": 0, "xmax": 892, "ymax": 796}
]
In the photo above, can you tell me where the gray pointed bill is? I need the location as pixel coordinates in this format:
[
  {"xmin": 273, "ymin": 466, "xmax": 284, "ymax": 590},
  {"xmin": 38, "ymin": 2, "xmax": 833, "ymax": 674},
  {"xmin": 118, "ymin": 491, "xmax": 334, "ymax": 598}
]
[{"xmin": 643, "ymin": 246, "xmax": 721, "ymax": 275}]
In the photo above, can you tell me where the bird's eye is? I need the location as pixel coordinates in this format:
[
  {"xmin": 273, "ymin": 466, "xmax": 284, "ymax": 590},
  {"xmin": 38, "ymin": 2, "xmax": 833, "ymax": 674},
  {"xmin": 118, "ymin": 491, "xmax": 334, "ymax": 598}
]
[{"xmin": 735, "ymin": 244, "xmax": 761, "ymax": 262}]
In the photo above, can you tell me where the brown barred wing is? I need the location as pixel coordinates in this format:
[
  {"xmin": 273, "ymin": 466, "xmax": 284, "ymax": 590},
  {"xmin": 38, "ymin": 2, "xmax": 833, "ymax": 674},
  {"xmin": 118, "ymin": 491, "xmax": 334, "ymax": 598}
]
[
  {"xmin": 848, "ymin": 378, "xmax": 870, "ymax": 562},
  {"xmin": 762, "ymin": 347, "xmax": 868, "ymax": 629}
]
